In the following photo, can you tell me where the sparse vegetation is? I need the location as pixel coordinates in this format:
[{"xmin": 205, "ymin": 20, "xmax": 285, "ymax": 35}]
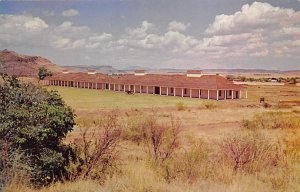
[
  {"xmin": 176, "ymin": 101, "xmax": 186, "ymax": 111},
  {"xmin": 203, "ymin": 100, "xmax": 217, "ymax": 109},
  {"xmin": 2, "ymin": 81, "xmax": 300, "ymax": 192}
]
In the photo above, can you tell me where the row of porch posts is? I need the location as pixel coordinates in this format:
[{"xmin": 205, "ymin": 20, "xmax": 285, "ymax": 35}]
[{"xmin": 48, "ymin": 80, "xmax": 247, "ymax": 99}]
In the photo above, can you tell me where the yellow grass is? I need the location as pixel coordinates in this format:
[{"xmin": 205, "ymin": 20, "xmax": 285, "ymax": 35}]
[{"xmin": 4, "ymin": 84, "xmax": 299, "ymax": 192}]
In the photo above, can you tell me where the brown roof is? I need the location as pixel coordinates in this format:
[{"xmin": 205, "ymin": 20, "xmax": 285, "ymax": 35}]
[
  {"xmin": 186, "ymin": 70, "xmax": 202, "ymax": 74},
  {"xmin": 48, "ymin": 72, "xmax": 244, "ymax": 90},
  {"xmin": 48, "ymin": 72, "xmax": 111, "ymax": 82},
  {"xmin": 134, "ymin": 69, "xmax": 145, "ymax": 73}
]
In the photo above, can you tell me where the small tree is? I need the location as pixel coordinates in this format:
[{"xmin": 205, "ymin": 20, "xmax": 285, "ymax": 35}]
[
  {"xmin": 142, "ymin": 115, "xmax": 181, "ymax": 163},
  {"xmin": 68, "ymin": 112, "xmax": 122, "ymax": 181},
  {"xmin": 0, "ymin": 75, "xmax": 75, "ymax": 186},
  {"xmin": 38, "ymin": 66, "xmax": 52, "ymax": 81}
]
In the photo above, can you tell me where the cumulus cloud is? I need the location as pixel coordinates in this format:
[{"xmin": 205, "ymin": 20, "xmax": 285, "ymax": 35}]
[
  {"xmin": 62, "ymin": 9, "xmax": 79, "ymax": 17},
  {"xmin": 0, "ymin": 1, "xmax": 299, "ymax": 68},
  {"xmin": 168, "ymin": 21, "xmax": 190, "ymax": 32},
  {"xmin": 203, "ymin": 2, "xmax": 300, "ymax": 58},
  {"xmin": 126, "ymin": 21, "xmax": 155, "ymax": 39},
  {"xmin": 42, "ymin": 10, "xmax": 55, "ymax": 16},
  {"xmin": 205, "ymin": 2, "xmax": 299, "ymax": 35}
]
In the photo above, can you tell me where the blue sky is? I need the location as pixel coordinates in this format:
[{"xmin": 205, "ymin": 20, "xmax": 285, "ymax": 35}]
[{"xmin": 0, "ymin": 0, "xmax": 299, "ymax": 70}]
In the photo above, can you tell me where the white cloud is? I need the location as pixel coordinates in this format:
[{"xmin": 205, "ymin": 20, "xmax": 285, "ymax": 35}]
[
  {"xmin": 62, "ymin": 9, "xmax": 79, "ymax": 17},
  {"xmin": 168, "ymin": 21, "xmax": 190, "ymax": 32},
  {"xmin": 126, "ymin": 21, "xmax": 155, "ymax": 38},
  {"xmin": 23, "ymin": 17, "xmax": 48, "ymax": 31},
  {"xmin": 1, "ymin": 2, "xmax": 299, "ymax": 68},
  {"xmin": 205, "ymin": 2, "xmax": 299, "ymax": 35},
  {"xmin": 203, "ymin": 2, "xmax": 300, "ymax": 58},
  {"xmin": 42, "ymin": 10, "xmax": 55, "ymax": 16},
  {"xmin": 0, "ymin": 15, "xmax": 48, "ymax": 32}
]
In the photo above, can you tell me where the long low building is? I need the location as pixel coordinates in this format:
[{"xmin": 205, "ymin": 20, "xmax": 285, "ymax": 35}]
[{"xmin": 47, "ymin": 70, "xmax": 246, "ymax": 100}]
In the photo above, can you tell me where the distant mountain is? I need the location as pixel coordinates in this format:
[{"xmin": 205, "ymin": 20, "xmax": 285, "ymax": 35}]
[
  {"xmin": 62, "ymin": 65, "xmax": 123, "ymax": 74},
  {"xmin": 0, "ymin": 49, "xmax": 62, "ymax": 77},
  {"xmin": 284, "ymin": 70, "xmax": 300, "ymax": 76}
]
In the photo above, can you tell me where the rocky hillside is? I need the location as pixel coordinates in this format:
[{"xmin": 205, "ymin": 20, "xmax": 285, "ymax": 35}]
[{"xmin": 0, "ymin": 49, "xmax": 63, "ymax": 77}]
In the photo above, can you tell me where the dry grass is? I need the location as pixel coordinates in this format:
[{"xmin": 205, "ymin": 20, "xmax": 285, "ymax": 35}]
[{"xmin": 4, "ymin": 84, "xmax": 300, "ymax": 192}]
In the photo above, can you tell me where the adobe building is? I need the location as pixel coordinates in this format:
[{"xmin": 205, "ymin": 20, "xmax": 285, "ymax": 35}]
[{"xmin": 47, "ymin": 69, "xmax": 246, "ymax": 100}]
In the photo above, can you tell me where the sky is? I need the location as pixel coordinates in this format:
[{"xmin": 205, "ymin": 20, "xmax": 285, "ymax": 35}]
[{"xmin": 0, "ymin": 0, "xmax": 300, "ymax": 70}]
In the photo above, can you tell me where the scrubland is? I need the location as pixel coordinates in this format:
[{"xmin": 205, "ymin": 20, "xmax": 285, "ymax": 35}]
[{"xmin": 3, "ymin": 84, "xmax": 300, "ymax": 192}]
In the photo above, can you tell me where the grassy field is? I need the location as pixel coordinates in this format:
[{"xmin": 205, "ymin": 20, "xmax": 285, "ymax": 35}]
[
  {"xmin": 6, "ymin": 84, "xmax": 298, "ymax": 192},
  {"xmin": 47, "ymin": 86, "xmax": 212, "ymax": 110},
  {"xmin": 47, "ymin": 85, "xmax": 300, "ymax": 111},
  {"xmin": 47, "ymin": 85, "xmax": 300, "ymax": 141}
]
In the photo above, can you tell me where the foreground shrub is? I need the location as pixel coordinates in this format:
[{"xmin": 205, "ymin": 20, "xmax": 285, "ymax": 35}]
[
  {"xmin": 0, "ymin": 75, "xmax": 75, "ymax": 186},
  {"xmin": 218, "ymin": 131, "xmax": 279, "ymax": 173},
  {"xmin": 203, "ymin": 101, "xmax": 217, "ymax": 109},
  {"xmin": 68, "ymin": 112, "xmax": 122, "ymax": 181},
  {"xmin": 242, "ymin": 111, "xmax": 300, "ymax": 130},
  {"xmin": 124, "ymin": 114, "xmax": 181, "ymax": 163},
  {"xmin": 159, "ymin": 140, "xmax": 211, "ymax": 183},
  {"xmin": 176, "ymin": 101, "xmax": 186, "ymax": 111}
]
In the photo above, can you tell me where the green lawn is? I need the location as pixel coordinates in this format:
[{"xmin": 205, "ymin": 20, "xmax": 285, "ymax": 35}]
[{"xmin": 47, "ymin": 86, "xmax": 208, "ymax": 110}]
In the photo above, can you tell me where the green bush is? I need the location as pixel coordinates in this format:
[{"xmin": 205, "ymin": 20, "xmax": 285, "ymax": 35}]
[{"xmin": 0, "ymin": 75, "xmax": 75, "ymax": 186}]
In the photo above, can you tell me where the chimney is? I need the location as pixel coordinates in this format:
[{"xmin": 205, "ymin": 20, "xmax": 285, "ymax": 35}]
[
  {"xmin": 186, "ymin": 70, "xmax": 202, "ymax": 77},
  {"xmin": 87, "ymin": 70, "xmax": 97, "ymax": 75},
  {"xmin": 134, "ymin": 69, "xmax": 146, "ymax": 76},
  {"xmin": 62, "ymin": 69, "xmax": 69, "ymax": 74}
]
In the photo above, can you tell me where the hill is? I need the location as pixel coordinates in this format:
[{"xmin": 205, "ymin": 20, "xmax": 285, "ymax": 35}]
[{"xmin": 0, "ymin": 49, "xmax": 63, "ymax": 77}]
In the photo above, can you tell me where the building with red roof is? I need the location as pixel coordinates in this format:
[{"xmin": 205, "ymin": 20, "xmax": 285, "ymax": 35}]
[{"xmin": 47, "ymin": 70, "xmax": 246, "ymax": 100}]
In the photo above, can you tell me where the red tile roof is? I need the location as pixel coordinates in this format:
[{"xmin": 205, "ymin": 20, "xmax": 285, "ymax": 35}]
[
  {"xmin": 134, "ymin": 69, "xmax": 145, "ymax": 73},
  {"xmin": 186, "ymin": 70, "xmax": 202, "ymax": 74},
  {"xmin": 48, "ymin": 72, "xmax": 244, "ymax": 90}
]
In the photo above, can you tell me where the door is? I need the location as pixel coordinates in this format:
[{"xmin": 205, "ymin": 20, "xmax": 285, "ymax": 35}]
[{"xmin": 155, "ymin": 87, "xmax": 160, "ymax": 94}]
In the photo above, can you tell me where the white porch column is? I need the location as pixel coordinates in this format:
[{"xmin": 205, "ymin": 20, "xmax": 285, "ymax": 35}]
[
  {"xmin": 225, "ymin": 90, "xmax": 227, "ymax": 100},
  {"xmin": 239, "ymin": 90, "xmax": 242, "ymax": 99},
  {"xmin": 140, "ymin": 85, "xmax": 142, "ymax": 93},
  {"xmin": 146, "ymin": 86, "xmax": 149, "ymax": 94},
  {"xmin": 174, "ymin": 88, "xmax": 176, "ymax": 96},
  {"xmin": 109, "ymin": 83, "xmax": 111, "ymax": 90},
  {"xmin": 114, "ymin": 84, "xmax": 116, "ymax": 91},
  {"xmin": 77, "ymin": 82, "xmax": 79, "ymax": 88},
  {"xmin": 124, "ymin": 85, "xmax": 126, "ymax": 92},
  {"xmin": 198, "ymin": 89, "xmax": 201, "ymax": 99},
  {"xmin": 208, "ymin": 90, "xmax": 210, "ymax": 100},
  {"xmin": 160, "ymin": 87, "xmax": 162, "ymax": 95},
  {"xmin": 190, "ymin": 89, "xmax": 192, "ymax": 98},
  {"xmin": 217, "ymin": 90, "xmax": 219, "ymax": 100},
  {"xmin": 231, "ymin": 90, "xmax": 234, "ymax": 99},
  {"xmin": 167, "ymin": 87, "xmax": 169, "ymax": 96},
  {"xmin": 133, "ymin": 85, "xmax": 136, "ymax": 93},
  {"xmin": 181, "ymin": 88, "xmax": 183, "ymax": 97},
  {"xmin": 246, "ymin": 90, "xmax": 248, "ymax": 99}
]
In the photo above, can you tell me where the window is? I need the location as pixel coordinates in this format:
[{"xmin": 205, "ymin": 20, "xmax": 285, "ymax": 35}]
[
  {"xmin": 229, "ymin": 90, "xmax": 232, "ymax": 96},
  {"xmin": 184, "ymin": 88, "xmax": 187, "ymax": 94},
  {"xmin": 170, "ymin": 88, "xmax": 174, "ymax": 94},
  {"xmin": 219, "ymin": 90, "xmax": 222, "ymax": 97},
  {"xmin": 130, "ymin": 85, "xmax": 134, "ymax": 91}
]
